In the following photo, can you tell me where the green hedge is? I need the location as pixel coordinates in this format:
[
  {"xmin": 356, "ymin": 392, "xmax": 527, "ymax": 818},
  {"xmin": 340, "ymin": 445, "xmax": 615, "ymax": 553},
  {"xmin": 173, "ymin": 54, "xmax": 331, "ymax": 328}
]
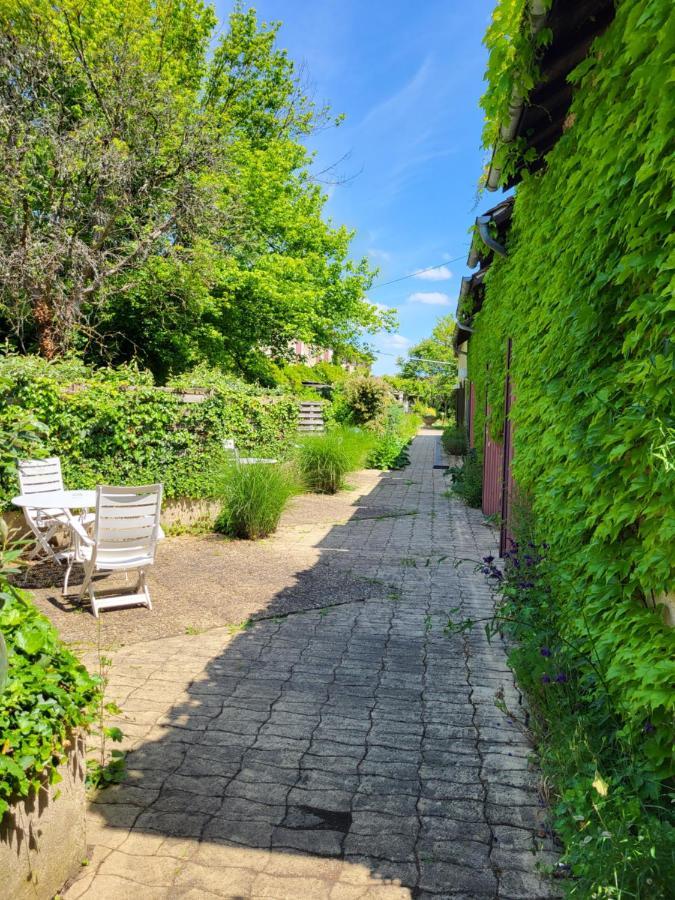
[
  {"xmin": 471, "ymin": 0, "xmax": 675, "ymax": 892},
  {"xmin": 0, "ymin": 356, "xmax": 299, "ymax": 509}
]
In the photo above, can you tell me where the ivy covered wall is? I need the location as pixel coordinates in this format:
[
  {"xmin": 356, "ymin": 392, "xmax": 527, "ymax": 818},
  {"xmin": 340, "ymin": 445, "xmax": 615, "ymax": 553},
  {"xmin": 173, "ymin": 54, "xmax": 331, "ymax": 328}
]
[
  {"xmin": 469, "ymin": 0, "xmax": 674, "ymax": 772},
  {"xmin": 0, "ymin": 356, "xmax": 299, "ymax": 510}
]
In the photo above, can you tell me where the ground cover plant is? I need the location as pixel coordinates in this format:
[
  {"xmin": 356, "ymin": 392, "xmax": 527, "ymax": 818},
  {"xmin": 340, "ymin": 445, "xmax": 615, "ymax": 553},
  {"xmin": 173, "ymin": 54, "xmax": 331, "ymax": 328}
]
[
  {"xmin": 213, "ymin": 463, "xmax": 299, "ymax": 540},
  {"xmin": 0, "ymin": 523, "xmax": 98, "ymax": 820},
  {"xmin": 366, "ymin": 407, "xmax": 420, "ymax": 470}
]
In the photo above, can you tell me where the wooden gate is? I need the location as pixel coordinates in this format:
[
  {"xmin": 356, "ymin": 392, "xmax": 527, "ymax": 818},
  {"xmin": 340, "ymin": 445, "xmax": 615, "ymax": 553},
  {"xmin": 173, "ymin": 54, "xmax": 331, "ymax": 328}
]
[{"xmin": 298, "ymin": 401, "xmax": 325, "ymax": 432}]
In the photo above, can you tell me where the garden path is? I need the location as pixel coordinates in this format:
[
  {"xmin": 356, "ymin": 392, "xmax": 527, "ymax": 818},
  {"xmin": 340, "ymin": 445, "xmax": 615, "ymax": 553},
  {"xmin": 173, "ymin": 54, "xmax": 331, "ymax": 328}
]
[{"xmin": 65, "ymin": 432, "xmax": 558, "ymax": 899}]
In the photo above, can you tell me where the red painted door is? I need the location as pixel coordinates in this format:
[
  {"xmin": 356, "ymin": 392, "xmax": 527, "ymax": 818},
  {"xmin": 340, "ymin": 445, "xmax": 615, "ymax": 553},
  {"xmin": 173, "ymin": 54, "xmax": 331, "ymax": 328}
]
[
  {"xmin": 482, "ymin": 400, "xmax": 503, "ymax": 517},
  {"xmin": 500, "ymin": 340, "xmax": 515, "ymax": 556}
]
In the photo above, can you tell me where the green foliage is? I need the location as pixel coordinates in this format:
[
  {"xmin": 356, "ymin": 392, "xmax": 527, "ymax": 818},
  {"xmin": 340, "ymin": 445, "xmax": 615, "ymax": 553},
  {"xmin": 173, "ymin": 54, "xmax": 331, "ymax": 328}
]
[
  {"xmin": 397, "ymin": 314, "xmax": 458, "ymax": 415},
  {"xmin": 0, "ymin": 1, "xmax": 385, "ymax": 373},
  {"xmin": 469, "ymin": 0, "xmax": 675, "ymax": 891},
  {"xmin": 297, "ymin": 431, "xmax": 351, "ymax": 494},
  {"xmin": 441, "ymin": 425, "xmax": 468, "ymax": 456},
  {"xmin": 213, "ymin": 463, "xmax": 299, "ymax": 540},
  {"xmin": 276, "ymin": 361, "xmax": 348, "ymax": 396},
  {"xmin": 0, "ymin": 355, "xmax": 298, "ymax": 509},
  {"xmin": 342, "ymin": 375, "xmax": 392, "ymax": 428},
  {"xmin": 0, "ymin": 527, "xmax": 97, "ymax": 819},
  {"xmin": 447, "ymin": 449, "xmax": 482, "ymax": 507},
  {"xmin": 480, "ymin": 0, "xmax": 553, "ymax": 180},
  {"xmin": 366, "ymin": 409, "xmax": 420, "ymax": 470},
  {"xmin": 470, "ymin": 536, "xmax": 674, "ymax": 897}
]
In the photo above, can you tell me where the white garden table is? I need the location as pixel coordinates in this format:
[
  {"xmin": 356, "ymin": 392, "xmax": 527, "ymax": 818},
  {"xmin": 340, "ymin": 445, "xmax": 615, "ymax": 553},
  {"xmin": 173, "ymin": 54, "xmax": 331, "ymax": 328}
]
[
  {"xmin": 12, "ymin": 488, "xmax": 97, "ymax": 515},
  {"xmin": 12, "ymin": 489, "xmax": 97, "ymax": 564}
]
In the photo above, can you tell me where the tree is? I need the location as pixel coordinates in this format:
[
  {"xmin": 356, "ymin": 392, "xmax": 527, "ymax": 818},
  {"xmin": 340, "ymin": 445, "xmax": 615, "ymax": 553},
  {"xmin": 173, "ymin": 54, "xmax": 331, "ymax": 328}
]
[
  {"xmin": 396, "ymin": 314, "xmax": 457, "ymax": 415},
  {"xmin": 0, "ymin": 2, "xmax": 385, "ymax": 376}
]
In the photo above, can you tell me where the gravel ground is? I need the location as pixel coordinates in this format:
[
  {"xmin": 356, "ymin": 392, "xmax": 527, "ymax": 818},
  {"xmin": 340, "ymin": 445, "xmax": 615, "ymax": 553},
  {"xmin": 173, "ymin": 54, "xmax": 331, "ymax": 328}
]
[{"xmin": 19, "ymin": 468, "xmax": 407, "ymax": 652}]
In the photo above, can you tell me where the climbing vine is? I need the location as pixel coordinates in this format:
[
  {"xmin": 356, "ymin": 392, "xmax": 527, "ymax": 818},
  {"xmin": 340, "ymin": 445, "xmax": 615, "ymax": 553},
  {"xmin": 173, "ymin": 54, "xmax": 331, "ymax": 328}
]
[{"xmin": 470, "ymin": 0, "xmax": 675, "ymax": 890}]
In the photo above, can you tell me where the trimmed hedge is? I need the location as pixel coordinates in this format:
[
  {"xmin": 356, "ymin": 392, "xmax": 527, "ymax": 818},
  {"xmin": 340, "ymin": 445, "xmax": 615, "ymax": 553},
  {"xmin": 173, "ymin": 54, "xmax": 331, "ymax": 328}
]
[{"xmin": 0, "ymin": 356, "xmax": 299, "ymax": 509}]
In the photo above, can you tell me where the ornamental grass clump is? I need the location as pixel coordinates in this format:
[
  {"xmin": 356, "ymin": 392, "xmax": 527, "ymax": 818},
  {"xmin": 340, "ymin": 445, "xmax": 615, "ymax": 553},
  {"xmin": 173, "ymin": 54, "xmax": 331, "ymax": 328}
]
[
  {"xmin": 297, "ymin": 431, "xmax": 351, "ymax": 494},
  {"xmin": 214, "ymin": 463, "xmax": 299, "ymax": 539}
]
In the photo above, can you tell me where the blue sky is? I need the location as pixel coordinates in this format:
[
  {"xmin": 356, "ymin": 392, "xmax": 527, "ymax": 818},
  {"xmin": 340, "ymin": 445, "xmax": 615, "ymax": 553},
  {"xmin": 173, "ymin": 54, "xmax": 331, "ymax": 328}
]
[{"xmin": 215, "ymin": 0, "xmax": 495, "ymax": 374}]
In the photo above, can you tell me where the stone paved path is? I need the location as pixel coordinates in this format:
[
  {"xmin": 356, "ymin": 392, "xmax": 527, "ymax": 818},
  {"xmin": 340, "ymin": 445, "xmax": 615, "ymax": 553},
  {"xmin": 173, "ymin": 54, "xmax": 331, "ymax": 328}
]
[{"xmin": 65, "ymin": 433, "xmax": 557, "ymax": 899}]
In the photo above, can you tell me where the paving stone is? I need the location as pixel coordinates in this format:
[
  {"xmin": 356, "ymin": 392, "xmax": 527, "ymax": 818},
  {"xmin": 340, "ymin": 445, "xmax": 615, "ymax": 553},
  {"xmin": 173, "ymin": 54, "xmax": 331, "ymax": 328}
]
[{"xmin": 66, "ymin": 433, "xmax": 556, "ymax": 899}]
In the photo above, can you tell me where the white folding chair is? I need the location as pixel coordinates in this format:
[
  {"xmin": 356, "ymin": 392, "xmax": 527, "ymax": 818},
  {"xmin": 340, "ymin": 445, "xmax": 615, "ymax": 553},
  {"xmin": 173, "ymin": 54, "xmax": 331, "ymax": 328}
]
[
  {"xmin": 68, "ymin": 484, "xmax": 163, "ymax": 617},
  {"xmin": 17, "ymin": 457, "xmax": 71, "ymax": 562},
  {"xmin": 222, "ymin": 438, "xmax": 277, "ymax": 465}
]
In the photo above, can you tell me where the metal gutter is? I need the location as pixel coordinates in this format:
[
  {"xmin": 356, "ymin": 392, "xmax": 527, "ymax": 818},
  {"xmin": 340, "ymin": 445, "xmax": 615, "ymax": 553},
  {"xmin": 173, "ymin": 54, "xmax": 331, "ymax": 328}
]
[
  {"xmin": 476, "ymin": 215, "xmax": 507, "ymax": 257},
  {"xmin": 486, "ymin": 0, "xmax": 549, "ymax": 191}
]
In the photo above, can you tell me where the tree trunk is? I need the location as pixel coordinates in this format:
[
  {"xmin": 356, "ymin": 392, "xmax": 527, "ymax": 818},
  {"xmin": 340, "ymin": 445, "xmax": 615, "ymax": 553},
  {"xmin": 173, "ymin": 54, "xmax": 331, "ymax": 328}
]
[{"xmin": 33, "ymin": 295, "xmax": 58, "ymax": 359}]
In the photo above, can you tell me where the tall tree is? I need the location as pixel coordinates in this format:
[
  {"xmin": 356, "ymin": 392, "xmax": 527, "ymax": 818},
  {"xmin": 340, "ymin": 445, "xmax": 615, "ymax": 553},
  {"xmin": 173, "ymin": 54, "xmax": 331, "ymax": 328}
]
[
  {"xmin": 0, "ymin": 2, "xmax": 384, "ymax": 375},
  {"xmin": 397, "ymin": 314, "xmax": 457, "ymax": 413}
]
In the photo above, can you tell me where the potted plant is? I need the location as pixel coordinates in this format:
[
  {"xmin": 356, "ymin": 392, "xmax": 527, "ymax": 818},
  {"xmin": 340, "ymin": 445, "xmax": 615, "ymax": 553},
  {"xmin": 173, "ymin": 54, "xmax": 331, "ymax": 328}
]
[{"xmin": 422, "ymin": 406, "xmax": 437, "ymax": 426}]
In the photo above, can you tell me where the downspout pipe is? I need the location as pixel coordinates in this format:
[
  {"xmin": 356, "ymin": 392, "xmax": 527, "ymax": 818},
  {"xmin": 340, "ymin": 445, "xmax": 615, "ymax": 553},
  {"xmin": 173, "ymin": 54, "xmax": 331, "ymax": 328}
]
[
  {"xmin": 486, "ymin": 0, "xmax": 548, "ymax": 191},
  {"xmin": 476, "ymin": 215, "xmax": 507, "ymax": 257}
]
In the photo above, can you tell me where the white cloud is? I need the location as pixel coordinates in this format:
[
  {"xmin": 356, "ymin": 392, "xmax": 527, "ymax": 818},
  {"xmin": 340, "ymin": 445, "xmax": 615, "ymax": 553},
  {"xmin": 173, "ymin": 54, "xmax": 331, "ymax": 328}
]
[
  {"xmin": 368, "ymin": 248, "xmax": 391, "ymax": 262},
  {"xmin": 415, "ymin": 265, "xmax": 452, "ymax": 282},
  {"xmin": 379, "ymin": 333, "xmax": 411, "ymax": 350},
  {"xmin": 370, "ymin": 301, "xmax": 391, "ymax": 314},
  {"xmin": 408, "ymin": 291, "xmax": 451, "ymax": 306}
]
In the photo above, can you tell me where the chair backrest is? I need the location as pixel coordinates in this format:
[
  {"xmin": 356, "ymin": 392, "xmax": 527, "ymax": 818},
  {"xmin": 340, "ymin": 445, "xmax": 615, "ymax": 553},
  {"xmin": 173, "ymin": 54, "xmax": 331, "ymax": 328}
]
[
  {"xmin": 17, "ymin": 457, "xmax": 64, "ymax": 503},
  {"xmin": 93, "ymin": 484, "xmax": 163, "ymax": 566}
]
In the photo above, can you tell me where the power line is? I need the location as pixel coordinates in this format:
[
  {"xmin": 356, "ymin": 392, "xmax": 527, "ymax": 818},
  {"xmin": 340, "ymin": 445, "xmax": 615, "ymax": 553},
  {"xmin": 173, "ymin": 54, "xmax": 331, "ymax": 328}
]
[{"xmin": 369, "ymin": 251, "xmax": 469, "ymax": 291}]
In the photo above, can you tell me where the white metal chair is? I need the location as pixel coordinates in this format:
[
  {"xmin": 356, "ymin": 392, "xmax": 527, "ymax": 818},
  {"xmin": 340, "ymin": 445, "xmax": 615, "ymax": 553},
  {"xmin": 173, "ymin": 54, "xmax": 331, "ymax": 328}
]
[
  {"xmin": 67, "ymin": 484, "xmax": 163, "ymax": 617},
  {"xmin": 222, "ymin": 438, "xmax": 277, "ymax": 465},
  {"xmin": 17, "ymin": 457, "xmax": 83, "ymax": 562}
]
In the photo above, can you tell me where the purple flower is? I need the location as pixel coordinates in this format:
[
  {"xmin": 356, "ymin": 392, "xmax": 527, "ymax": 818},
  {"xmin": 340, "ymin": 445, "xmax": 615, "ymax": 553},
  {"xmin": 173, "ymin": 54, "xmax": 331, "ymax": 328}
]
[
  {"xmin": 555, "ymin": 672, "xmax": 568, "ymax": 684},
  {"xmin": 540, "ymin": 646, "xmax": 552, "ymax": 658},
  {"xmin": 643, "ymin": 720, "xmax": 656, "ymax": 735},
  {"xmin": 483, "ymin": 555, "xmax": 495, "ymax": 564},
  {"xmin": 541, "ymin": 674, "xmax": 551, "ymax": 685}
]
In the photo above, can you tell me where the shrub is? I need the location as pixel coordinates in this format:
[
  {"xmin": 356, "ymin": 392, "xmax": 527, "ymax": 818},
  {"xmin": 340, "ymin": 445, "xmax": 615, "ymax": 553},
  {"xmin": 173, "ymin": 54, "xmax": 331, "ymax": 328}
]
[
  {"xmin": 213, "ymin": 463, "xmax": 299, "ymax": 539},
  {"xmin": 297, "ymin": 432, "xmax": 351, "ymax": 494},
  {"xmin": 448, "ymin": 448, "xmax": 482, "ymax": 507},
  {"xmin": 0, "ymin": 526, "xmax": 98, "ymax": 820},
  {"xmin": 441, "ymin": 425, "xmax": 468, "ymax": 456},
  {"xmin": 366, "ymin": 408, "xmax": 420, "ymax": 470},
  {"xmin": 343, "ymin": 375, "xmax": 392, "ymax": 428},
  {"xmin": 0, "ymin": 355, "xmax": 299, "ymax": 509}
]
